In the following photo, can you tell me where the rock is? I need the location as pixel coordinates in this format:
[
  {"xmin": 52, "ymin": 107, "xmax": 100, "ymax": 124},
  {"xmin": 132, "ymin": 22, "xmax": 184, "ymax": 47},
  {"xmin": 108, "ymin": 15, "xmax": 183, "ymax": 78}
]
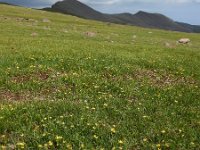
[
  {"xmin": 63, "ymin": 30, "xmax": 68, "ymax": 33},
  {"xmin": 84, "ymin": 32, "xmax": 96, "ymax": 37},
  {"xmin": 178, "ymin": 38, "xmax": 190, "ymax": 44},
  {"xmin": 31, "ymin": 32, "xmax": 38, "ymax": 37},
  {"xmin": 132, "ymin": 35, "xmax": 137, "ymax": 39},
  {"xmin": 164, "ymin": 42, "xmax": 176, "ymax": 48},
  {"xmin": 16, "ymin": 17, "xmax": 24, "ymax": 21},
  {"xmin": 42, "ymin": 18, "xmax": 51, "ymax": 23},
  {"xmin": 165, "ymin": 42, "xmax": 171, "ymax": 47},
  {"xmin": 43, "ymin": 26, "xmax": 51, "ymax": 30}
]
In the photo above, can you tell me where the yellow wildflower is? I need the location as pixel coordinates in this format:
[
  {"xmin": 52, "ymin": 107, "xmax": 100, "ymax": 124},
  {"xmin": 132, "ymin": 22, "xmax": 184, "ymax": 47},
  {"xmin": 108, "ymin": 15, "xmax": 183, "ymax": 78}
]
[
  {"xmin": 104, "ymin": 103, "xmax": 108, "ymax": 107},
  {"xmin": 156, "ymin": 144, "xmax": 161, "ymax": 147},
  {"xmin": 190, "ymin": 142, "xmax": 195, "ymax": 145},
  {"xmin": 67, "ymin": 144, "xmax": 72, "ymax": 150},
  {"xmin": 118, "ymin": 140, "xmax": 123, "ymax": 144},
  {"xmin": 143, "ymin": 138, "xmax": 148, "ymax": 142},
  {"xmin": 165, "ymin": 143, "xmax": 170, "ymax": 148},
  {"xmin": 81, "ymin": 143, "xmax": 84, "ymax": 148},
  {"xmin": 1, "ymin": 145, "xmax": 7, "ymax": 150},
  {"xmin": 48, "ymin": 141, "xmax": 53, "ymax": 146},
  {"xmin": 161, "ymin": 130, "xmax": 166, "ymax": 134},
  {"xmin": 112, "ymin": 147, "xmax": 116, "ymax": 150},
  {"xmin": 38, "ymin": 144, "xmax": 43, "ymax": 148},
  {"xmin": 91, "ymin": 107, "xmax": 96, "ymax": 110},
  {"xmin": 44, "ymin": 143, "xmax": 48, "ymax": 148},
  {"xmin": 93, "ymin": 135, "xmax": 98, "ymax": 139},
  {"xmin": 56, "ymin": 135, "xmax": 63, "ymax": 141},
  {"xmin": 16, "ymin": 142, "xmax": 25, "ymax": 149},
  {"xmin": 111, "ymin": 128, "xmax": 116, "ymax": 133}
]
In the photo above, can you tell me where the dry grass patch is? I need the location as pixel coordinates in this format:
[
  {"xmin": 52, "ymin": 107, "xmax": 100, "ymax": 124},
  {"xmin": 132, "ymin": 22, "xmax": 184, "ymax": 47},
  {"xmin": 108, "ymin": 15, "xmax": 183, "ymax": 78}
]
[
  {"xmin": 134, "ymin": 69, "xmax": 197, "ymax": 87},
  {"xmin": 10, "ymin": 71, "xmax": 51, "ymax": 84},
  {"xmin": 0, "ymin": 90, "xmax": 32, "ymax": 101}
]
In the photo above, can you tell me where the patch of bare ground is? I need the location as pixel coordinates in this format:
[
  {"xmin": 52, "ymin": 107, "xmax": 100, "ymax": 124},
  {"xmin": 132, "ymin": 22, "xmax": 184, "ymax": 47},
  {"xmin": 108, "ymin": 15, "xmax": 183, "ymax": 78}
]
[
  {"xmin": 0, "ymin": 88, "xmax": 60, "ymax": 101},
  {"xmin": 0, "ymin": 15, "xmax": 11, "ymax": 21},
  {"xmin": 0, "ymin": 90, "xmax": 32, "ymax": 101},
  {"xmin": 164, "ymin": 41, "xmax": 177, "ymax": 49},
  {"xmin": 11, "ymin": 71, "xmax": 50, "ymax": 84},
  {"xmin": 133, "ymin": 69, "xmax": 198, "ymax": 87},
  {"xmin": 0, "ymin": 16, "xmax": 39, "ymax": 26},
  {"xmin": 0, "ymin": 71, "xmax": 78, "ymax": 101},
  {"xmin": 84, "ymin": 31, "xmax": 97, "ymax": 37}
]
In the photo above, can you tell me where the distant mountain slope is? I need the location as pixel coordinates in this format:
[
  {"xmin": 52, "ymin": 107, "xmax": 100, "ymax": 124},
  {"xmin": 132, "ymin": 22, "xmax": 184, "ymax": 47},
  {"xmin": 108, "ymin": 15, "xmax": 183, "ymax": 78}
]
[
  {"xmin": 7, "ymin": 0, "xmax": 196, "ymax": 33},
  {"xmin": 111, "ymin": 12, "xmax": 192, "ymax": 32},
  {"xmin": 45, "ymin": 0, "xmax": 108, "ymax": 21},
  {"xmin": 0, "ymin": 2, "xmax": 17, "ymax": 6},
  {"xmin": 43, "ymin": 0, "xmax": 122, "ymax": 23},
  {"xmin": 176, "ymin": 22, "xmax": 200, "ymax": 33},
  {"xmin": 132, "ymin": 11, "xmax": 192, "ymax": 32}
]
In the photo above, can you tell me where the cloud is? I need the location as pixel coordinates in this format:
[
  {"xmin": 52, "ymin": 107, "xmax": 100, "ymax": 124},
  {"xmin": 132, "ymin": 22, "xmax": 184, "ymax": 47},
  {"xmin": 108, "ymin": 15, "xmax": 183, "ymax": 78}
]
[
  {"xmin": 80, "ymin": 0, "xmax": 200, "ymax": 5},
  {"xmin": 1, "ymin": 0, "xmax": 199, "ymax": 7},
  {"xmin": 0, "ymin": 0, "xmax": 58, "ymax": 7}
]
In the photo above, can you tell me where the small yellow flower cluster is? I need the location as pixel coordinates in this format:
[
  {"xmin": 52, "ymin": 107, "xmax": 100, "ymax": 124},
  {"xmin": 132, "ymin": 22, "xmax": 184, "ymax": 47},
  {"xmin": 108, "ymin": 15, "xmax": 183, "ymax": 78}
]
[
  {"xmin": 143, "ymin": 138, "xmax": 148, "ymax": 142},
  {"xmin": 118, "ymin": 140, "xmax": 123, "ymax": 144},
  {"xmin": 16, "ymin": 142, "xmax": 25, "ymax": 149},
  {"xmin": 161, "ymin": 130, "xmax": 166, "ymax": 134},
  {"xmin": 38, "ymin": 144, "xmax": 43, "ymax": 148},
  {"xmin": 111, "ymin": 128, "xmax": 116, "ymax": 133},
  {"xmin": 1, "ymin": 145, "xmax": 7, "ymax": 150},
  {"xmin": 55, "ymin": 135, "xmax": 63, "ymax": 141},
  {"xmin": 48, "ymin": 141, "xmax": 53, "ymax": 146},
  {"xmin": 93, "ymin": 135, "xmax": 98, "ymax": 139},
  {"xmin": 66, "ymin": 144, "xmax": 73, "ymax": 150}
]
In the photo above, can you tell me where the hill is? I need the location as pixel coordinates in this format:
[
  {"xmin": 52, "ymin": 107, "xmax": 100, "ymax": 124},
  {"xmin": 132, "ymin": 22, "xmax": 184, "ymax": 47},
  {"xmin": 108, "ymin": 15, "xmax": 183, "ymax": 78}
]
[
  {"xmin": 0, "ymin": 3, "xmax": 200, "ymax": 149},
  {"xmin": 43, "ymin": 0, "xmax": 122, "ymax": 24},
  {"xmin": 0, "ymin": 1, "xmax": 17, "ymax": 6},
  {"xmin": 43, "ymin": 0, "xmax": 200, "ymax": 33}
]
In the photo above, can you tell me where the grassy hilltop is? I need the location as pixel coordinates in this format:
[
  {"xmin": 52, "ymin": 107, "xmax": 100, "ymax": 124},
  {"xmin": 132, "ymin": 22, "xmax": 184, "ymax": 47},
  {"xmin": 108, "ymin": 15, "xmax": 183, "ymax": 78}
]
[{"xmin": 0, "ymin": 4, "xmax": 200, "ymax": 149}]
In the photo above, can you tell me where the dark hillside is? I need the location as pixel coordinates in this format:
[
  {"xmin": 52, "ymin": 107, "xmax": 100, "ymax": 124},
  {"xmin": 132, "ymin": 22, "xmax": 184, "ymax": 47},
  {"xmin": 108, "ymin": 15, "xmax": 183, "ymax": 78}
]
[{"xmin": 43, "ymin": 0, "xmax": 200, "ymax": 33}]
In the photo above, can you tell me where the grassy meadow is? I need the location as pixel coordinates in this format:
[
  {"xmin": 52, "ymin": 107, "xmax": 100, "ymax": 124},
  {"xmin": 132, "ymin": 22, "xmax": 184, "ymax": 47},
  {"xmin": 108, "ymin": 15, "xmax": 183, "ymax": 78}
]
[{"xmin": 0, "ymin": 4, "xmax": 200, "ymax": 149}]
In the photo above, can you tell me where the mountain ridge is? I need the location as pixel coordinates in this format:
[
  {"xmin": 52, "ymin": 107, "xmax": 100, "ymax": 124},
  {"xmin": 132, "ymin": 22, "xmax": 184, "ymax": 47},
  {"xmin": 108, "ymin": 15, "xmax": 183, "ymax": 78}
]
[{"xmin": 42, "ymin": 0, "xmax": 200, "ymax": 33}]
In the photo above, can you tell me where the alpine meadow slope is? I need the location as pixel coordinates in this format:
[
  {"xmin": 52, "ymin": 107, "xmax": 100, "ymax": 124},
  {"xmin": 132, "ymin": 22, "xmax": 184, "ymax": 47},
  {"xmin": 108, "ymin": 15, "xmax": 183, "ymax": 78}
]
[{"xmin": 0, "ymin": 3, "xmax": 200, "ymax": 149}]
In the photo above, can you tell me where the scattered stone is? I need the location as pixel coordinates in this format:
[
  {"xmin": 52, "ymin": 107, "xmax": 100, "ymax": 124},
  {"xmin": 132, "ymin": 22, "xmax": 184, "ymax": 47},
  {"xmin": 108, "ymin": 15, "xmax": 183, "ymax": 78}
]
[
  {"xmin": 29, "ymin": 18, "xmax": 38, "ymax": 23},
  {"xmin": 178, "ymin": 38, "xmax": 190, "ymax": 44},
  {"xmin": 31, "ymin": 32, "xmax": 38, "ymax": 37},
  {"xmin": 16, "ymin": 17, "xmax": 24, "ymax": 21},
  {"xmin": 165, "ymin": 42, "xmax": 171, "ymax": 47},
  {"xmin": 62, "ymin": 29, "xmax": 68, "ymax": 33},
  {"xmin": 84, "ymin": 31, "xmax": 96, "ymax": 37},
  {"xmin": 148, "ymin": 32, "xmax": 153, "ymax": 34},
  {"xmin": 111, "ymin": 33, "xmax": 119, "ymax": 36},
  {"xmin": 164, "ymin": 42, "xmax": 176, "ymax": 48},
  {"xmin": 42, "ymin": 18, "xmax": 51, "ymax": 23},
  {"xmin": 43, "ymin": 26, "xmax": 51, "ymax": 30},
  {"xmin": 132, "ymin": 35, "xmax": 137, "ymax": 39},
  {"xmin": 16, "ymin": 17, "xmax": 38, "ymax": 24}
]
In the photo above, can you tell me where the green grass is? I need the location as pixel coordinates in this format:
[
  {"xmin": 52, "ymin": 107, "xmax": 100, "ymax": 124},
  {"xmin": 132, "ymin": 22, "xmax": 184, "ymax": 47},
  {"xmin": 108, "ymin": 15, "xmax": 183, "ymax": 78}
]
[{"xmin": 0, "ymin": 4, "xmax": 200, "ymax": 149}]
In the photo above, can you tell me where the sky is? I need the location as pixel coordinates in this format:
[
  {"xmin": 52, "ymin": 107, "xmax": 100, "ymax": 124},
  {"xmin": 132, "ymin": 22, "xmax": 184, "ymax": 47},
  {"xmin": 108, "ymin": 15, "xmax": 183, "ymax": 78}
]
[{"xmin": 0, "ymin": 0, "xmax": 199, "ymax": 25}]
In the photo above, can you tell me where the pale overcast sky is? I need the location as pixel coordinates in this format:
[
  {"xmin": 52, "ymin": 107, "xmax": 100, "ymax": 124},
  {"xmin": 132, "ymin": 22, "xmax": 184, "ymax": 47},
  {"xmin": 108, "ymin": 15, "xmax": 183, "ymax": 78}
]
[{"xmin": 0, "ymin": 0, "xmax": 199, "ymax": 25}]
